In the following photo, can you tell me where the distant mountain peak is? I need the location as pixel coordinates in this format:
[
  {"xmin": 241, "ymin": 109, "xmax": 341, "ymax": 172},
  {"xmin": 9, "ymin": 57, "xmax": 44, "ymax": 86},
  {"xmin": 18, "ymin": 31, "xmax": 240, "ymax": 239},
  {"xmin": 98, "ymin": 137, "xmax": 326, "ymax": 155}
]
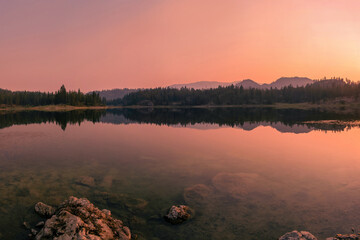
[
  {"xmin": 236, "ymin": 79, "xmax": 261, "ymax": 88},
  {"xmin": 270, "ymin": 77, "xmax": 314, "ymax": 88},
  {"xmin": 168, "ymin": 81, "xmax": 239, "ymax": 90},
  {"xmin": 242, "ymin": 79, "xmax": 256, "ymax": 82},
  {"xmin": 275, "ymin": 76, "xmax": 312, "ymax": 82}
]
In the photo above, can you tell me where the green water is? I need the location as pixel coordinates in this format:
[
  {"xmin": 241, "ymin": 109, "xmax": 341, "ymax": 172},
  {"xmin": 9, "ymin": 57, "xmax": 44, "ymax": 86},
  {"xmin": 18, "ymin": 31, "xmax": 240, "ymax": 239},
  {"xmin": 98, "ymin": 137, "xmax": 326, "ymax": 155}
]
[{"xmin": 1, "ymin": 108, "xmax": 360, "ymax": 239}]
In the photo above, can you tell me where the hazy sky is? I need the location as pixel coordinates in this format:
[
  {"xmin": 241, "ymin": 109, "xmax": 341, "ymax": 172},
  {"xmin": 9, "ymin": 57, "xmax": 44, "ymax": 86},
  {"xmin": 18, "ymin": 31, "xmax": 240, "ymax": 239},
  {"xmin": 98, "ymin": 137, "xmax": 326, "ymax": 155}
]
[{"xmin": 1, "ymin": 0, "xmax": 360, "ymax": 92}]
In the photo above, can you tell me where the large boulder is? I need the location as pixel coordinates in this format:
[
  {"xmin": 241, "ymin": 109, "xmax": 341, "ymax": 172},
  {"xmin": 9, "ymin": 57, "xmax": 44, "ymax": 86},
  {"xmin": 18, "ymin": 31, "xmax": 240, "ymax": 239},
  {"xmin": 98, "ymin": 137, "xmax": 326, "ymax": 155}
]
[
  {"xmin": 279, "ymin": 230, "xmax": 317, "ymax": 240},
  {"xmin": 34, "ymin": 196, "xmax": 131, "ymax": 240},
  {"xmin": 164, "ymin": 205, "xmax": 193, "ymax": 224}
]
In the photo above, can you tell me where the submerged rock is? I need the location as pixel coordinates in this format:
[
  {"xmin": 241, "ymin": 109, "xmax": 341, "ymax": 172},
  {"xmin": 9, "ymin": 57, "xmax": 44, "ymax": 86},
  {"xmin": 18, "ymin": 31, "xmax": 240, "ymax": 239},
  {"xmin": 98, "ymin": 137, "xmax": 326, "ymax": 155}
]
[
  {"xmin": 34, "ymin": 202, "xmax": 55, "ymax": 217},
  {"xmin": 125, "ymin": 197, "xmax": 148, "ymax": 210},
  {"xmin": 75, "ymin": 176, "xmax": 95, "ymax": 187},
  {"xmin": 164, "ymin": 205, "xmax": 193, "ymax": 224},
  {"xmin": 279, "ymin": 230, "xmax": 317, "ymax": 240},
  {"xmin": 95, "ymin": 191, "xmax": 148, "ymax": 211},
  {"xmin": 184, "ymin": 184, "xmax": 212, "ymax": 206},
  {"xmin": 34, "ymin": 196, "xmax": 131, "ymax": 240},
  {"xmin": 211, "ymin": 172, "xmax": 259, "ymax": 199}
]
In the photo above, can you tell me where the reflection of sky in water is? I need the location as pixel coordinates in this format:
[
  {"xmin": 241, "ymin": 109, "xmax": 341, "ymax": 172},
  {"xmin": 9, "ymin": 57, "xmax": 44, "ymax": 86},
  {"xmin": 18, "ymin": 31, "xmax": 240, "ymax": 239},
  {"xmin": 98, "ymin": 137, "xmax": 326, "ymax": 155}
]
[
  {"xmin": 0, "ymin": 113, "xmax": 360, "ymax": 239},
  {"xmin": 2, "ymin": 108, "xmax": 360, "ymax": 133}
]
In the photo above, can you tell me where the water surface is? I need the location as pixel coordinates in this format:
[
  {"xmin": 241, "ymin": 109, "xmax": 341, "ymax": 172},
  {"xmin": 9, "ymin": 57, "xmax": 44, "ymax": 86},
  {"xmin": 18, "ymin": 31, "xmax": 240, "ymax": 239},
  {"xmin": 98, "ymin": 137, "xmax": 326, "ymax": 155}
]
[{"xmin": 1, "ymin": 108, "xmax": 360, "ymax": 239}]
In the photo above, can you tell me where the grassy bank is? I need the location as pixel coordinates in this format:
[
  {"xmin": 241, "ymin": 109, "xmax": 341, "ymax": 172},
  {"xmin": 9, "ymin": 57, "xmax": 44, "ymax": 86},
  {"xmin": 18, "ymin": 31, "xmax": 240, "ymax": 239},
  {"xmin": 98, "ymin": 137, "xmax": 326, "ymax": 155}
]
[
  {"xmin": 1, "ymin": 102, "xmax": 360, "ymax": 113},
  {"xmin": 0, "ymin": 105, "xmax": 111, "ymax": 112}
]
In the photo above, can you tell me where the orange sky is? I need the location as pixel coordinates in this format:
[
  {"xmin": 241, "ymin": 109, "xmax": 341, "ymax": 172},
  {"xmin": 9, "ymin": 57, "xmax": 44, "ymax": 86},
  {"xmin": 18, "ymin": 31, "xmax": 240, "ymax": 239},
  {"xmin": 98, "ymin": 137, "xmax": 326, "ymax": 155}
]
[{"xmin": 0, "ymin": 0, "xmax": 359, "ymax": 92}]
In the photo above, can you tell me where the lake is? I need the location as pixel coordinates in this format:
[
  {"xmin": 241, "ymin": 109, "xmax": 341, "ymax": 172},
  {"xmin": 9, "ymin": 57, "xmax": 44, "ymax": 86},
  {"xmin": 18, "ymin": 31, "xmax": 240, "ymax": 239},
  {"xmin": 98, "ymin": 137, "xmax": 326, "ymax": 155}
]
[{"xmin": 1, "ymin": 107, "xmax": 360, "ymax": 239}]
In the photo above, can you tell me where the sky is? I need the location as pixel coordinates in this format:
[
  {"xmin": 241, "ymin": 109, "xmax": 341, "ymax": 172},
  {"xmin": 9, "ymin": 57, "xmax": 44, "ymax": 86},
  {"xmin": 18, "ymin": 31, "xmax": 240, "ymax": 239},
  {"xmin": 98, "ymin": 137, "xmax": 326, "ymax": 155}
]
[{"xmin": 0, "ymin": 0, "xmax": 360, "ymax": 92}]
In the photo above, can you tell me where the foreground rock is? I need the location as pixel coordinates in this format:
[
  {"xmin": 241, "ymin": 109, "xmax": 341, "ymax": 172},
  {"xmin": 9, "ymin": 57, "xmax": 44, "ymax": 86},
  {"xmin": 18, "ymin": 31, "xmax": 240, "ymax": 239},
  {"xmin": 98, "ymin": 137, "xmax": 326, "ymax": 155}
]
[
  {"xmin": 33, "ymin": 196, "xmax": 131, "ymax": 240},
  {"xmin": 279, "ymin": 230, "xmax": 317, "ymax": 240},
  {"xmin": 34, "ymin": 202, "xmax": 55, "ymax": 217},
  {"xmin": 164, "ymin": 205, "xmax": 193, "ymax": 224}
]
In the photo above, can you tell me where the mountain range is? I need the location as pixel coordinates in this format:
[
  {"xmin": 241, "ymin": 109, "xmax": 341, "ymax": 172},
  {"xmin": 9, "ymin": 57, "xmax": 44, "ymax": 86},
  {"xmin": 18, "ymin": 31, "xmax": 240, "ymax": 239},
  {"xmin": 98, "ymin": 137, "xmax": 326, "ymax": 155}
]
[
  {"xmin": 169, "ymin": 77, "xmax": 314, "ymax": 90},
  {"xmin": 95, "ymin": 77, "xmax": 314, "ymax": 101}
]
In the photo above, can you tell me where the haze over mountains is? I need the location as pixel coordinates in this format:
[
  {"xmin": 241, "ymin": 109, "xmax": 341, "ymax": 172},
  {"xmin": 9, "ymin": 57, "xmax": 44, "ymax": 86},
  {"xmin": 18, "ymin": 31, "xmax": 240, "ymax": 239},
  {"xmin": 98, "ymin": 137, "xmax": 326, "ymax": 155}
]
[
  {"xmin": 96, "ymin": 77, "xmax": 314, "ymax": 101},
  {"xmin": 169, "ymin": 77, "xmax": 314, "ymax": 90},
  {"xmin": 168, "ymin": 81, "xmax": 239, "ymax": 89},
  {"xmin": 94, "ymin": 88, "xmax": 138, "ymax": 101}
]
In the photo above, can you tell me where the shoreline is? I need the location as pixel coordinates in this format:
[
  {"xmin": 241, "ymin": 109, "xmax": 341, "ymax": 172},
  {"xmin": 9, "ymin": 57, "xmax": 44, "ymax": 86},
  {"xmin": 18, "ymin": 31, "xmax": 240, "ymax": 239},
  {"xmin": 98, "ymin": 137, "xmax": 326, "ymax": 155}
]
[
  {"xmin": 0, "ymin": 102, "xmax": 359, "ymax": 113},
  {"xmin": 0, "ymin": 105, "xmax": 114, "ymax": 112}
]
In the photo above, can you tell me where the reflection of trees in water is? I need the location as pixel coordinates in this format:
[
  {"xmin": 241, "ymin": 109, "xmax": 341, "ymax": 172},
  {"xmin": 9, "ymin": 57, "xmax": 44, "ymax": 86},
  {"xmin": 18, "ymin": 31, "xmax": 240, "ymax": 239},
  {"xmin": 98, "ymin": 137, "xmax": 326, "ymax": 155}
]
[
  {"xmin": 105, "ymin": 108, "xmax": 360, "ymax": 133},
  {"xmin": 1, "ymin": 108, "xmax": 360, "ymax": 132},
  {"xmin": 0, "ymin": 110, "xmax": 106, "ymax": 131}
]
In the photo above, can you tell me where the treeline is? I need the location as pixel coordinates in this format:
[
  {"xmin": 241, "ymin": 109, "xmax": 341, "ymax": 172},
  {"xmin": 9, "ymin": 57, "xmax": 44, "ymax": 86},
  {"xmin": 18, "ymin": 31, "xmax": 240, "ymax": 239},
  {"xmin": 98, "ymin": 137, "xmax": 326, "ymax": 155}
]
[
  {"xmin": 110, "ymin": 78, "xmax": 360, "ymax": 106},
  {"xmin": 0, "ymin": 85, "xmax": 105, "ymax": 106}
]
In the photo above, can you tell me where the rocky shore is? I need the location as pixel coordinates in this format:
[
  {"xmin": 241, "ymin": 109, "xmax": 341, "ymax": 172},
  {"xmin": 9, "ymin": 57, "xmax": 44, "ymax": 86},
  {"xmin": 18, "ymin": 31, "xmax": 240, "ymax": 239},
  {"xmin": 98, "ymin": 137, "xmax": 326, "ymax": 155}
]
[
  {"xmin": 25, "ymin": 195, "xmax": 357, "ymax": 240},
  {"xmin": 28, "ymin": 196, "xmax": 131, "ymax": 240},
  {"xmin": 27, "ymin": 196, "xmax": 195, "ymax": 240}
]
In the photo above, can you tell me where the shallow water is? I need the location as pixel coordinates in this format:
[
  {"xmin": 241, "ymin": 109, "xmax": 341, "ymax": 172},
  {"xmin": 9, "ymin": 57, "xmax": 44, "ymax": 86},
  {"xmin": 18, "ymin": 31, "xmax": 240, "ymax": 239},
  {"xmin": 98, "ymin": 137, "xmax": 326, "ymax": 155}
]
[{"xmin": 1, "ymin": 108, "xmax": 360, "ymax": 239}]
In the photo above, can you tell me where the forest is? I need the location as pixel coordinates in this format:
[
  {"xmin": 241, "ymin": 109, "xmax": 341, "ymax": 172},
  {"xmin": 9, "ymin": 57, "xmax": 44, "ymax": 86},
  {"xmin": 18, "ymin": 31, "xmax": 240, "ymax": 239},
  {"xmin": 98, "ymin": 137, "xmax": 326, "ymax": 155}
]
[
  {"xmin": 0, "ymin": 85, "xmax": 105, "ymax": 106},
  {"xmin": 2, "ymin": 78, "xmax": 360, "ymax": 107},
  {"xmin": 110, "ymin": 78, "xmax": 360, "ymax": 106}
]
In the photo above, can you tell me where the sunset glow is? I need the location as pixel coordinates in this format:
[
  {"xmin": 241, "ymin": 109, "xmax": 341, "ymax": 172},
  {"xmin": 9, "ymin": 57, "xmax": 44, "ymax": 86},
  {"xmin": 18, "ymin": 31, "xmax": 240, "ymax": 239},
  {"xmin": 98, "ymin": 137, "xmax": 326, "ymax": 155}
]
[
  {"xmin": 4, "ymin": 2, "xmax": 360, "ymax": 239},
  {"xmin": 1, "ymin": 0, "xmax": 360, "ymax": 91}
]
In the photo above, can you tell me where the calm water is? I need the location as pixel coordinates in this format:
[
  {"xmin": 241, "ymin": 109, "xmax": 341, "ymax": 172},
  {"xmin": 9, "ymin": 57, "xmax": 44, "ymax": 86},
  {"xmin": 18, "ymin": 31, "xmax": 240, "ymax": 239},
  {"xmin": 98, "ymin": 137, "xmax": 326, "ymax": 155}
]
[{"xmin": 1, "ymin": 108, "xmax": 360, "ymax": 239}]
